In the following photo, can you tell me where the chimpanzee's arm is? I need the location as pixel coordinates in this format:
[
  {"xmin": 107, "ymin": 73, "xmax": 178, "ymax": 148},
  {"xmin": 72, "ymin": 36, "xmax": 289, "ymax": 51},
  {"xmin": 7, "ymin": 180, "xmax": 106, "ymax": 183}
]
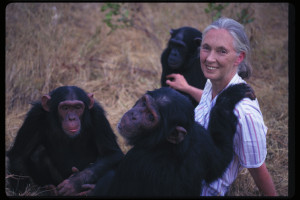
[
  {"xmin": 56, "ymin": 151, "xmax": 123, "ymax": 196},
  {"xmin": 6, "ymin": 104, "xmax": 48, "ymax": 191},
  {"xmin": 82, "ymin": 152, "xmax": 124, "ymax": 183}
]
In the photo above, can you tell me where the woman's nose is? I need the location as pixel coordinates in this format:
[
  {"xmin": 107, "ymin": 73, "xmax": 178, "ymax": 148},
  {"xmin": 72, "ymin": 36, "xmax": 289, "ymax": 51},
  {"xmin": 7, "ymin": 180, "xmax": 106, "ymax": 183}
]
[{"xmin": 206, "ymin": 51, "xmax": 216, "ymax": 63}]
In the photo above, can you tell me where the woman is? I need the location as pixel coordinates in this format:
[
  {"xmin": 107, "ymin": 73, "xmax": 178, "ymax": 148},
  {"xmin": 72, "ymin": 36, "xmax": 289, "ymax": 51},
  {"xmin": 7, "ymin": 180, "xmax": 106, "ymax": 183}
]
[{"xmin": 166, "ymin": 17, "xmax": 277, "ymax": 196}]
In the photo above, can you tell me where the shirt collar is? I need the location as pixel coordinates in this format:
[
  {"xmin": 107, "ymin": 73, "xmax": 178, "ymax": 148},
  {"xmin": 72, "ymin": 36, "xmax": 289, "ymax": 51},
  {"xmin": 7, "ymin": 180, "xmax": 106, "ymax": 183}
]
[{"xmin": 208, "ymin": 73, "xmax": 245, "ymax": 104}]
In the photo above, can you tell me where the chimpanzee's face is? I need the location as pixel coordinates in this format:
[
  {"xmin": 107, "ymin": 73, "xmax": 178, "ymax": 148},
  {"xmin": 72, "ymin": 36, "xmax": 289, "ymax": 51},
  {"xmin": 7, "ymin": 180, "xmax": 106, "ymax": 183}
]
[
  {"xmin": 58, "ymin": 100, "xmax": 85, "ymax": 137},
  {"xmin": 117, "ymin": 94, "xmax": 160, "ymax": 141}
]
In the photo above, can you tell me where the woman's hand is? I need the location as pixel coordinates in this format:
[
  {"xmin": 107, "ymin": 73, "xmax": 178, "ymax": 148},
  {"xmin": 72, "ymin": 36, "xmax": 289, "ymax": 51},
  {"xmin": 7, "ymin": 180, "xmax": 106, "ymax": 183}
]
[
  {"xmin": 166, "ymin": 73, "xmax": 189, "ymax": 92},
  {"xmin": 165, "ymin": 73, "xmax": 203, "ymax": 103}
]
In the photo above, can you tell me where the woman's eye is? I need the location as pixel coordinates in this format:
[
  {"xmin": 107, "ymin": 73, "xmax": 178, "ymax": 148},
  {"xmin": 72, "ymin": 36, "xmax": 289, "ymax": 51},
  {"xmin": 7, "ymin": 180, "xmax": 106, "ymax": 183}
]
[
  {"xmin": 217, "ymin": 48, "xmax": 228, "ymax": 54},
  {"xmin": 201, "ymin": 45, "xmax": 210, "ymax": 51}
]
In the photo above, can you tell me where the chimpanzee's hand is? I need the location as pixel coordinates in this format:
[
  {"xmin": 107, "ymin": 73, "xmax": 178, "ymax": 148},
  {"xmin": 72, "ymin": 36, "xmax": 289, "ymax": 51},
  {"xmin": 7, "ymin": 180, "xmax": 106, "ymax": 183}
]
[
  {"xmin": 57, "ymin": 167, "xmax": 94, "ymax": 196},
  {"xmin": 41, "ymin": 184, "xmax": 58, "ymax": 196},
  {"xmin": 78, "ymin": 184, "xmax": 96, "ymax": 196},
  {"xmin": 244, "ymin": 84, "xmax": 256, "ymax": 100}
]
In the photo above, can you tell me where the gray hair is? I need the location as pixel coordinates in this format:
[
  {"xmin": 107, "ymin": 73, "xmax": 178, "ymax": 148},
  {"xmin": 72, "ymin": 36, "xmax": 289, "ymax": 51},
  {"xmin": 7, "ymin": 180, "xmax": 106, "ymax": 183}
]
[{"xmin": 202, "ymin": 17, "xmax": 252, "ymax": 79}]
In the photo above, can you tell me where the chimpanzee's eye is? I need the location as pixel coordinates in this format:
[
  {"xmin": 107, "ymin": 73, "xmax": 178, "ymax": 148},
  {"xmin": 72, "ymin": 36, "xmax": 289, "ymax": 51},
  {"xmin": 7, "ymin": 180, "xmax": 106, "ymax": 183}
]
[
  {"xmin": 61, "ymin": 105, "xmax": 68, "ymax": 111},
  {"xmin": 142, "ymin": 98, "xmax": 147, "ymax": 107},
  {"xmin": 148, "ymin": 113, "xmax": 154, "ymax": 122},
  {"xmin": 74, "ymin": 105, "xmax": 82, "ymax": 110}
]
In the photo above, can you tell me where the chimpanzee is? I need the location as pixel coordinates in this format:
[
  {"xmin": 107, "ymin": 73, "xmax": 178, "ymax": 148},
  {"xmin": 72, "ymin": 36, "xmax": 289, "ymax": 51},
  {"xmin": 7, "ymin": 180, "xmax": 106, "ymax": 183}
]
[
  {"xmin": 6, "ymin": 86, "xmax": 123, "ymax": 196},
  {"xmin": 161, "ymin": 27, "xmax": 206, "ymax": 106},
  {"xmin": 105, "ymin": 84, "xmax": 255, "ymax": 197}
]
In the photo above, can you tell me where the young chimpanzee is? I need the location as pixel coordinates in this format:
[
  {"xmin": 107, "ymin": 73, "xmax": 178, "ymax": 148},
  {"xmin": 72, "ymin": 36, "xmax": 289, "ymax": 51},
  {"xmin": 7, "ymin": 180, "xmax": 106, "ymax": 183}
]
[
  {"xmin": 161, "ymin": 27, "xmax": 206, "ymax": 106},
  {"xmin": 105, "ymin": 84, "xmax": 255, "ymax": 197},
  {"xmin": 6, "ymin": 86, "xmax": 123, "ymax": 196}
]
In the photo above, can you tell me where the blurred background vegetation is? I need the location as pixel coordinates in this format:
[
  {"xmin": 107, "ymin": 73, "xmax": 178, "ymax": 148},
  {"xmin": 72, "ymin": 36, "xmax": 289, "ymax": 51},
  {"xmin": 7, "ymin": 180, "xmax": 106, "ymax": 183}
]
[{"xmin": 5, "ymin": 3, "xmax": 289, "ymax": 196}]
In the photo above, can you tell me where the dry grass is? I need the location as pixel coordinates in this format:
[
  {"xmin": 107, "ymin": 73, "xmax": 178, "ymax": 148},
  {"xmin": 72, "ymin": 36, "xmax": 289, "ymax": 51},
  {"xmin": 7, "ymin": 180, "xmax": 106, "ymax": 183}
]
[{"xmin": 5, "ymin": 3, "xmax": 289, "ymax": 196}]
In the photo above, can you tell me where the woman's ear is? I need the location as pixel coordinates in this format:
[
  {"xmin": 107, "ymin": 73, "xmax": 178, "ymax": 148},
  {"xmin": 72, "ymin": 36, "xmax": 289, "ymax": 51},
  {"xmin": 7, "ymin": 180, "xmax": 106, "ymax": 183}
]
[{"xmin": 234, "ymin": 52, "xmax": 245, "ymax": 66}]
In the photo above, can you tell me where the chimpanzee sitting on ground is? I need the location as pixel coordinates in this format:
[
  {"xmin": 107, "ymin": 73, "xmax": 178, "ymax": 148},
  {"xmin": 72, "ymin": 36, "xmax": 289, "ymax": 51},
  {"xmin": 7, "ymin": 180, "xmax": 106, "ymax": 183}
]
[
  {"xmin": 104, "ymin": 84, "xmax": 255, "ymax": 197},
  {"xmin": 6, "ymin": 86, "xmax": 123, "ymax": 196}
]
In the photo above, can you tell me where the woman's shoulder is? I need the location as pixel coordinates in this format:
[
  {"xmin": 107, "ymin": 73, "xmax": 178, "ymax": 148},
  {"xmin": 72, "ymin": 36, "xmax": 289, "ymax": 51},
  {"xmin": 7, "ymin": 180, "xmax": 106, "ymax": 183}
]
[{"xmin": 234, "ymin": 98, "xmax": 264, "ymax": 120}]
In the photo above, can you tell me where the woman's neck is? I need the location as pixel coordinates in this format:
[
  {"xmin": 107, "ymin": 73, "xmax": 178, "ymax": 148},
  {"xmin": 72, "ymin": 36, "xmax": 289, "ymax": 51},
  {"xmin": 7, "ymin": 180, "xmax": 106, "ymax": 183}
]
[
  {"xmin": 211, "ymin": 74, "xmax": 236, "ymax": 100},
  {"xmin": 211, "ymin": 82, "xmax": 227, "ymax": 100}
]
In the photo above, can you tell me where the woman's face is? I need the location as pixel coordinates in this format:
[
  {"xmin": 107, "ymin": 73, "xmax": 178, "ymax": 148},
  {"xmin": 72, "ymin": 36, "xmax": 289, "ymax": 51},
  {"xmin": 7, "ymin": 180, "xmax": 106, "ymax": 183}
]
[{"xmin": 200, "ymin": 28, "xmax": 244, "ymax": 85}]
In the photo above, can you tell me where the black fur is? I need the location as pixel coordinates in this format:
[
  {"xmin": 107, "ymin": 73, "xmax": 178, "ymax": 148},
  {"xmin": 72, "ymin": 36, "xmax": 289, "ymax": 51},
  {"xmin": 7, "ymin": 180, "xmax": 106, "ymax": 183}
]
[
  {"xmin": 161, "ymin": 27, "xmax": 207, "ymax": 106},
  {"xmin": 107, "ymin": 84, "xmax": 255, "ymax": 197},
  {"xmin": 6, "ymin": 86, "xmax": 123, "ymax": 194}
]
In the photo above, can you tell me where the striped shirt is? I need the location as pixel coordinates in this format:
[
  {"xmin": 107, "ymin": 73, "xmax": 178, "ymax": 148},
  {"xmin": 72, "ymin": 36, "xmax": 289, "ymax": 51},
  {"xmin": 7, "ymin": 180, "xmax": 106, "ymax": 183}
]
[{"xmin": 195, "ymin": 73, "xmax": 267, "ymax": 196}]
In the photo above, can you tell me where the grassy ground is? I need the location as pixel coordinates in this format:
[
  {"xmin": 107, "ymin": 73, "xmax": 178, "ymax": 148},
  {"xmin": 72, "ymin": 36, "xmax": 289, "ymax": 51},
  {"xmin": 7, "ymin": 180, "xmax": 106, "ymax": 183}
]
[{"xmin": 5, "ymin": 3, "xmax": 289, "ymax": 196}]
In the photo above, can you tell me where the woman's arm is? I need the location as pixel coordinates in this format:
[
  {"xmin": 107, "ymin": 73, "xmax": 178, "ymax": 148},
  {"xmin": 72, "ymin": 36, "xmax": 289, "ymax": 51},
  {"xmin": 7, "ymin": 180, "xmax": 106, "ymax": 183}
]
[
  {"xmin": 165, "ymin": 73, "xmax": 203, "ymax": 102},
  {"xmin": 248, "ymin": 162, "xmax": 277, "ymax": 196}
]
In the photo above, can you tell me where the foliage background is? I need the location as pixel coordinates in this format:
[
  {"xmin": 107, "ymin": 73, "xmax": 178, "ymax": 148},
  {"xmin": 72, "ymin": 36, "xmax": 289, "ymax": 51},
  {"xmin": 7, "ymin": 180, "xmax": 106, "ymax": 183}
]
[{"xmin": 5, "ymin": 3, "xmax": 289, "ymax": 196}]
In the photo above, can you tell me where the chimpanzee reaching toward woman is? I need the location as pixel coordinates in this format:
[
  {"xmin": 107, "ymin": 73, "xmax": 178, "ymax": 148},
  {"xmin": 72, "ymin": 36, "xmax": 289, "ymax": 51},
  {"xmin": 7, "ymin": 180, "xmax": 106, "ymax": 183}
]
[
  {"xmin": 104, "ymin": 84, "xmax": 255, "ymax": 197},
  {"xmin": 161, "ymin": 27, "xmax": 206, "ymax": 106},
  {"xmin": 6, "ymin": 86, "xmax": 123, "ymax": 196}
]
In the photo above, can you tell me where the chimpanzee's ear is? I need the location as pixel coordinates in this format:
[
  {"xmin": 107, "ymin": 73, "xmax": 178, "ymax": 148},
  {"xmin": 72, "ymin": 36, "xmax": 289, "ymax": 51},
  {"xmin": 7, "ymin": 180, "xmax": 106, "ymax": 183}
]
[
  {"xmin": 169, "ymin": 29, "xmax": 174, "ymax": 35},
  {"xmin": 88, "ymin": 93, "xmax": 94, "ymax": 109},
  {"xmin": 166, "ymin": 126, "xmax": 187, "ymax": 144},
  {"xmin": 41, "ymin": 95, "xmax": 51, "ymax": 112}
]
